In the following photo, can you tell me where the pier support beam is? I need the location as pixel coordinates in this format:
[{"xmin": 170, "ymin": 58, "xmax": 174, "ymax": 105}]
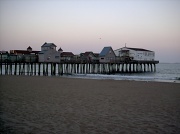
[
  {"xmin": 0, "ymin": 62, "xmax": 2, "ymax": 75},
  {"xmin": 38, "ymin": 63, "xmax": 41, "ymax": 75},
  {"xmin": 129, "ymin": 63, "xmax": 131, "ymax": 73},
  {"xmin": 0, "ymin": 61, "xmax": 159, "ymax": 76},
  {"xmin": 144, "ymin": 64, "xmax": 146, "ymax": 72},
  {"xmin": 154, "ymin": 64, "xmax": 156, "ymax": 72},
  {"xmin": 150, "ymin": 64, "xmax": 153, "ymax": 72}
]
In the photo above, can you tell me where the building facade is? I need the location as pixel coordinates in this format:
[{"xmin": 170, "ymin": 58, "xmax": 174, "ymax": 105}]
[
  {"xmin": 61, "ymin": 52, "xmax": 74, "ymax": 62},
  {"xmin": 99, "ymin": 47, "xmax": 116, "ymax": 63},
  {"xmin": 80, "ymin": 51, "xmax": 99, "ymax": 63},
  {"xmin": 38, "ymin": 42, "xmax": 60, "ymax": 63},
  {"xmin": 114, "ymin": 47, "xmax": 155, "ymax": 61}
]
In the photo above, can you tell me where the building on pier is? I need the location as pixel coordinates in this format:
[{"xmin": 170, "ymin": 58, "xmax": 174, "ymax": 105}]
[
  {"xmin": 114, "ymin": 47, "xmax": 155, "ymax": 61},
  {"xmin": 10, "ymin": 46, "xmax": 39, "ymax": 62},
  {"xmin": 38, "ymin": 42, "xmax": 61, "ymax": 63},
  {"xmin": 10, "ymin": 46, "xmax": 40, "ymax": 55},
  {"xmin": 80, "ymin": 51, "xmax": 99, "ymax": 63},
  {"xmin": 61, "ymin": 52, "xmax": 74, "ymax": 62},
  {"xmin": 0, "ymin": 51, "xmax": 9, "ymax": 62},
  {"xmin": 99, "ymin": 47, "xmax": 116, "ymax": 63},
  {"xmin": 58, "ymin": 47, "xmax": 75, "ymax": 62},
  {"xmin": 0, "ymin": 51, "xmax": 8, "ymax": 54}
]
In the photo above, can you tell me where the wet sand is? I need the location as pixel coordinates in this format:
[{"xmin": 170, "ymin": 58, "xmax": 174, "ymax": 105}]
[{"xmin": 0, "ymin": 75, "xmax": 180, "ymax": 134}]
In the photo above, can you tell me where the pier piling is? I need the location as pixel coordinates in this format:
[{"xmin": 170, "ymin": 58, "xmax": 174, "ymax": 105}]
[{"xmin": 0, "ymin": 60, "xmax": 159, "ymax": 76}]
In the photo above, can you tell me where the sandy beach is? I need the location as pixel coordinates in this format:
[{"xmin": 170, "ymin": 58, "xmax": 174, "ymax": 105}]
[{"xmin": 0, "ymin": 76, "xmax": 180, "ymax": 134}]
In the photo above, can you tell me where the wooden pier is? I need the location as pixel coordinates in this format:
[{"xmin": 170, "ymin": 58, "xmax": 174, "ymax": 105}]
[{"xmin": 0, "ymin": 61, "xmax": 159, "ymax": 76}]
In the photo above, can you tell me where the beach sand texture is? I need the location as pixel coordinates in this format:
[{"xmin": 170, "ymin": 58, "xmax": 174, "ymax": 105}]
[{"xmin": 0, "ymin": 76, "xmax": 180, "ymax": 134}]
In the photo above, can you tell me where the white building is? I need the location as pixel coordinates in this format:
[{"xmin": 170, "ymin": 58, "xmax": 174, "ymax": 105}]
[
  {"xmin": 38, "ymin": 42, "xmax": 60, "ymax": 63},
  {"xmin": 114, "ymin": 47, "xmax": 155, "ymax": 61}
]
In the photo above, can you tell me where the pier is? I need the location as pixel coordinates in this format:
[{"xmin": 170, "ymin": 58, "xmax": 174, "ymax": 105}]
[{"xmin": 0, "ymin": 61, "xmax": 159, "ymax": 76}]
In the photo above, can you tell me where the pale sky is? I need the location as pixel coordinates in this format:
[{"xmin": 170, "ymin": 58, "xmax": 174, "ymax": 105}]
[{"xmin": 0, "ymin": 0, "xmax": 180, "ymax": 63}]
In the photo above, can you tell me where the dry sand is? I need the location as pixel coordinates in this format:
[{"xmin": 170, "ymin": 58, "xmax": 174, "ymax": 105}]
[{"xmin": 0, "ymin": 75, "xmax": 180, "ymax": 134}]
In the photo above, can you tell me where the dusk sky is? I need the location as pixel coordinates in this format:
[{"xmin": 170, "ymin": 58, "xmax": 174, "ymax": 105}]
[{"xmin": 0, "ymin": 0, "xmax": 180, "ymax": 63}]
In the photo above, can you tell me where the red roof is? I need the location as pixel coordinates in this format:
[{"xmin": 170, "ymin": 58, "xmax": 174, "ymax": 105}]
[
  {"xmin": 61, "ymin": 52, "xmax": 74, "ymax": 57},
  {"xmin": 81, "ymin": 51, "xmax": 99, "ymax": 57},
  {"xmin": 10, "ymin": 50, "xmax": 40, "ymax": 55}
]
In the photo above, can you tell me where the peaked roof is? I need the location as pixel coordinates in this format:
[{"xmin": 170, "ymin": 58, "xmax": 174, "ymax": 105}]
[
  {"xmin": 41, "ymin": 42, "xmax": 57, "ymax": 47},
  {"xmin": 27, "ymin": 46, "xmax": 32, "ymax": 49},
  {"xmin": 81, "ymin": 51, "xmax": 98, "ymax": 58},
  {"xmin": 84, "ymin": 51, "xmax": 93, "ymax": 56},
  {"xmin": 58, "ymin": 47, "xmax": 63, "ymax": 51},
  {"xmin": 124, "ymin": 47, "xmax": 153, "ymax": 52},
  {"xmin": 99, "ymin": 47, "xmax": 112, "ymax": 57},
  {"xmin": 61, "ymin": 52, "xmax": 74, "ymax": 57}
]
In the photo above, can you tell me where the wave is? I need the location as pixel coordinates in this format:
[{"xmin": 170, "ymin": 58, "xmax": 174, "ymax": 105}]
[{"xmin": 67, "ymin": 73, "xmax": 180, "ymax": 83}]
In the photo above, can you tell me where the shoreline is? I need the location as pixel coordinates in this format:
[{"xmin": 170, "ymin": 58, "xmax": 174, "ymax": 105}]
[
  {"xmin": 1, "ymin": 73, "xmax": 180, "ymax": 84},
  {"xmin": 60, "ymin": 74, "xmax": 180, "ymax": 84}
]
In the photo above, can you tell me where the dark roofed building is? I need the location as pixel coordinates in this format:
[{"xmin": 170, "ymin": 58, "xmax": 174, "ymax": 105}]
[
  {"xmin": 94, "ymin": 53, "xmax": 99, "ymax": 57},
  {"xmin": 61, "ymin": 52, "xmax": 74, "ymax": 62},
  {"xmin": 9, "ymin": 46, "xmax": 40, "ymax": 62},
  {"xmin": 61, "ymin": 52, "xmax": 74, "ymax": 57},
  {"xmin": 80, "ymin": 51, "xmax": 99, "ymax": 63},
  {"xmin": 10, "ymin": 46, "xmax": 40, "ymax": 55}
]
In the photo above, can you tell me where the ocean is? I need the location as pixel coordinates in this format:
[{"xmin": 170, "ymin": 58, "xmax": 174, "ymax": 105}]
[
  {"xmin": 1, "ymin": 63, "xmax": 180, "ymax": 83},
  {"xmin": 69, "ymin": 63, "xmax": 180, "ymax": 83}
]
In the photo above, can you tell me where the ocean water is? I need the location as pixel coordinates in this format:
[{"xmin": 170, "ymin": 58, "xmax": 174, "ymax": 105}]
[{"xmin": 68, "ymin": 63, "xmax": 180, "ymax": 83}]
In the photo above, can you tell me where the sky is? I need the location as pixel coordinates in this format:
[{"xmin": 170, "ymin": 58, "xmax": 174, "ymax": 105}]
[{"xmin": 0, "ymin": 0, "xmax": 180, "ymax": 63}]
